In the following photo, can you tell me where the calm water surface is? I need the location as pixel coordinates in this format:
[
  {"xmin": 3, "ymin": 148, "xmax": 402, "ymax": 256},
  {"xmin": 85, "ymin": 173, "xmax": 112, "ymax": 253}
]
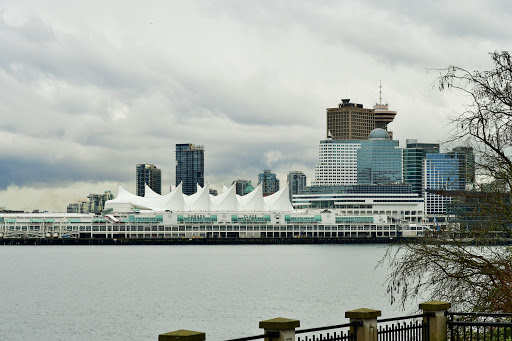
[{"xmin": 0, "ymin": 244, "xmax": 415, "ymax": 340}]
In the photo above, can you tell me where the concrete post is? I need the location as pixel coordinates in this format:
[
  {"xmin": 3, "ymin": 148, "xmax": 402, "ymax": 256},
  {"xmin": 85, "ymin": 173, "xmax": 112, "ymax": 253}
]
[
  {"xmin": 158, "ymin": 329, "xmax": 206, "ymax": 341},
  {"xmin": 345, "ymin": 308, "xmax": 381, "ymax": 341},
  {"xmin": 259, "ymin": 317, "xmax": 300, "ymax": 341},
  {"xmin": 419, "ymin": 300, "xmax": 451, "ymax": 341}
]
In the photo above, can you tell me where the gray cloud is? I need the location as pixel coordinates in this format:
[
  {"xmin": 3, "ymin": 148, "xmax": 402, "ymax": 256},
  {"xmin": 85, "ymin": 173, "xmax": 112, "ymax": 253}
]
[{"xmin": 0, "ymin": 0, "xmax": 511, "ymax": 211}]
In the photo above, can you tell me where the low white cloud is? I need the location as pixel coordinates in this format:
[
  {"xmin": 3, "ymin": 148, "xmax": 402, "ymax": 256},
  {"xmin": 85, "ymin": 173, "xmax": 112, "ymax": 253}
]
[{"xmin": 263, "ymin": 150, "xmax": 284, "ymax": 168}]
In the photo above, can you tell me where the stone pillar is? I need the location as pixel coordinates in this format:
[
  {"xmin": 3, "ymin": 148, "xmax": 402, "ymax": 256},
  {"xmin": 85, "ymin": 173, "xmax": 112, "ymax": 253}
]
[
  {"xmin": 345, "ymin": 308, "xmax": 381, "ymax": 341},
  {"xmin": 158, "ymin": 329, "xmax": 206, "ymax": 341},
  {"xmin": 259, "ymin": 317, "xmax": 300, "ymax": 341},
  {"xmin": 419, "ymin": 300, "xmax": 451, "ymax": 341}
]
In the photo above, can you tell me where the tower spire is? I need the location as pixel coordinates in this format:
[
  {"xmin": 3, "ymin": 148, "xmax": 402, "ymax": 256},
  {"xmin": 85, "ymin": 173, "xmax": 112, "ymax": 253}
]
[{"xmin": 379, "ymin": 80, "xmax": 382, "ymax": 105}]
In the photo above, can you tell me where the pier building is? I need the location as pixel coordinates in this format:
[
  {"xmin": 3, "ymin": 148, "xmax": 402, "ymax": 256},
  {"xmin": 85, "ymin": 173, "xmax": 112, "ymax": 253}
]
[{"xmin": 0, "ymin": 182, "xmax": 424, "ymax": 240}]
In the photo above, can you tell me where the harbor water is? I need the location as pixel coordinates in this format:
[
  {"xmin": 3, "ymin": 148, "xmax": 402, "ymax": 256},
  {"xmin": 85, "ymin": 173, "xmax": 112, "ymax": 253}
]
[{"xmin": 0, "ymin": 244, "xmax": 417, "ymax": 340}]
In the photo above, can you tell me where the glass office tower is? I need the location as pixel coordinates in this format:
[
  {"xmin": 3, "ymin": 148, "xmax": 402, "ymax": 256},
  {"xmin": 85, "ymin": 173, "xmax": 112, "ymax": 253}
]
[
  {"xmin": 175, "ymin": 143, "xmax": 204, "ymax": 195},
  {"xmin": 357, "ymin": 128, "xmax": 402, "ymax": 184},
  {"xmin": 424, "ymin": 153, "xmax": 466, "ymax": 214},
  {"xmin": 258, "ymin": 169, "xmax": 280, "ymax": 196},
  {"xmin": 403, "ymin": 139, "xmax": 440, "ymax": 196},
  {"xmin": 136, "ymin": 164, "xmax": 162, "ymax": 197},
  {"xmin": 452, "ymin": 146, "xmax": 475, "ymax": 185}
]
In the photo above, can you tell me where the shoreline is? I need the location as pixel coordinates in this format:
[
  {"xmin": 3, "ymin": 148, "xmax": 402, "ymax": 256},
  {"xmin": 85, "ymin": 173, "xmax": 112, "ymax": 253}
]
[{"xmin": 0, "ymin": 237, "xmax": 397, "ymax": 245}]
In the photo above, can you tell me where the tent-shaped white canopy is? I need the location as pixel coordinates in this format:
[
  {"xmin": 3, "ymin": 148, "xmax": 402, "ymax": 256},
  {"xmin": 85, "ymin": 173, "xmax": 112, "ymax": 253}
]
[{"xmin": 104, "ymin": 182, "xmax": 295, "ymax": 213}]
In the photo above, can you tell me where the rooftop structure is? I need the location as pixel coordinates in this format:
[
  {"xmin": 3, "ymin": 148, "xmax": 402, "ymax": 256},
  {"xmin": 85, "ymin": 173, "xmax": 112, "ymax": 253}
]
[
  {"xmin": 326, "ymin": 99, "xmax": 375, "ymax": 140},
  {"xmin": 105, "ymin": 181, "xmax": 294, "ymax": 212},
  {"xmin": 373, "ymin": 82, "xmax": 397, "ymax": 138}
]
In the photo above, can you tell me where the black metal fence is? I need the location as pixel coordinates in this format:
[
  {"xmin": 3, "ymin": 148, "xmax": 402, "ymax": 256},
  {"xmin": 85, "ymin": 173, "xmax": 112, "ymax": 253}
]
[
  {"xmin": 377, "ymin": 313, "xmax": 431, "ymax": 341},
  {"xmin": 447, "ymin": 312, "xmax": 512, "ymax": 341},
  {"xmin": 295, "ymin": 321, "xmax": 362, "ymax": 341}
]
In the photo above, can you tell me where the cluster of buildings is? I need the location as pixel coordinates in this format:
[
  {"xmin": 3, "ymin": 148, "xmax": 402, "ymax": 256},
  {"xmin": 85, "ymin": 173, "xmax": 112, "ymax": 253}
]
[
  {"xmin": 134, "ymin": 143, "xmax": 291, "ymax": 198},
  {"xmin": 294, "ymin": 97, "xmax": 473, "ymax": 227},
  {"xmin": 0, "ymin": 90, "xmax": 477, "ymax": 239},
  {"xmin": 66, "ymin": 191, "xmax": 114, "ymax": 214}
]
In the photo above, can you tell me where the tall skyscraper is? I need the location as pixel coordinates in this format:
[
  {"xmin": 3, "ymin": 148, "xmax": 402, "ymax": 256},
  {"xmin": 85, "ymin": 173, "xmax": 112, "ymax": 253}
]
[
  {"xmin": 357, "ymin": 129, "xmax": 402, "ymax": 184},
  {"xmin": 136, "ymin": 164, "xmax": 162, "ymax": 197},
  {"xmin": 326, "ymin": 99, "xmax": 375, "ymax": 140},
  {"xmin": 287, "ymin": 171, "xmax": 307, "ymax": 200},
  {"xmin": 452, "ymin": 146, "xmax": 475, "ymax": 185},
  {"xmin": 403, "ymin": 139, "xmax": 440, "ymax": 196},
  {"xmin": 232, "ymin": 179, "xmax": 251, "ymax": 196},
  {"xmin": 175, "ymin": 143, "xmax": 204, "ymax": 195},
  {"xmin": 258, "ymin": 169, "xmax": 280, "ymax": 196},
  {"xmin": 424, "ymin": 153, "xmax": 466, "ymax": 215}
]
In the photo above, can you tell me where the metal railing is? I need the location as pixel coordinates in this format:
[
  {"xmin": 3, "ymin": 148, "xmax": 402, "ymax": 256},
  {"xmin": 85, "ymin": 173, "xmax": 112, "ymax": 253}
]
[
  {"xmin": 447, "ymin": 312, "xmax": 512, "ymax": 341},
  {"xmin": 377, "ymin": 313, "xmax": 431, "ymax": 341},
  {"xmin": 296, "ymin": 321, "xmax": 362, "ymax": 341}
]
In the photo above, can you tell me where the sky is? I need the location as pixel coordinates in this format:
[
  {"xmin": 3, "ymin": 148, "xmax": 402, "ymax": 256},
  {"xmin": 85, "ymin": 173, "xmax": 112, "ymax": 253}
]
[{"xmin": 0, "ymin": 0, "xmax": 511, "ymax": 212}]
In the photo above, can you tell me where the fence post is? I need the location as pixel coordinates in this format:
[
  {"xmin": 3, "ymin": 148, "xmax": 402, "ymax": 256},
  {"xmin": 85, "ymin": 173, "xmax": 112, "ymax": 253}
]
[
  {"xmin": 158, "ymin": 329, "xmax": 206, "ymax": 341},
  {"xmin": 345, "ymin": 308, "xmax": 381, "ymax": 341},
  {"xmin": 419, "ymin": 301, "xmax": 451, "ymax": 341},
  {"xmin": 259, "ymin": 317, "xmax": 300, "ymax": 341}
]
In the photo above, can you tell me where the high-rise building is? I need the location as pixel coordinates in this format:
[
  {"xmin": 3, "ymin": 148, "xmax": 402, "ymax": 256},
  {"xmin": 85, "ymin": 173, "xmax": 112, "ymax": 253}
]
[
  {"xmin": 357, "ymin": 129, "xmax": 403, "ymax": 184},
  {"xmin": 67, "ymin": 200, "xmax": 88, "ymax": 213},
  {"xmin": 67, "ymin": 190, "xmax": 114, "ymax": 214},
  {"xmin": 312, "ymin": 140, "xmax": 361, "ymax": 186},
  {"xmin": 175, "ymin": 143, "xmax": 204, "ymax": 195},
  {"xmin": 403, "ymin": 139, "xmax": 440, "ymax": 196},
  {"xmin": 136, "ymin": 164, "xmax": 162, "ymax": 197},
  {"xmin": 87, "ymin": 194, "xmax": 103, "ymax": 214},
  {"xmin": 424, "ymin": 152, "xmax": 466, "ymax": 215},
  {"xmin": 258, "ymin": 169, "xmax": 280, "ymax": 196},
  {"xmin": 232, "ymin": 179, "xmax": 251, "ymax": 196},
  {"xmin": 86, "ymin": 190, "xmax": 115, "ymax": 214},
  {"xmin": 326, "ymin": 99, "xmax": 375, "ymax": 140},
  {"xmin": 452, "ymin": 146, "xmax": 475, "ymax": 185},
  {"xmin": 287, "ymin": 171, "xmax": 307, "ymax": 200}
]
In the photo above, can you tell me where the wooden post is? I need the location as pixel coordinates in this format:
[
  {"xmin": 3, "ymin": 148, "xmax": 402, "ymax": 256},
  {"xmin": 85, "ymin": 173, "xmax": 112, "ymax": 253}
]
[
  {"xmin": 345, "ymin": 308, "xmax": 381, "ymax": 341},
  {"xmin": 259, "ymin": 317, "xmax": 300, "ymax": 341},
  {"xmin": 158, "ymin": 329, "xmax": 206, "ymax": 341},
  {"xmin": 419, "ymin": 300, "xmax": 451, "ymax": 341}
]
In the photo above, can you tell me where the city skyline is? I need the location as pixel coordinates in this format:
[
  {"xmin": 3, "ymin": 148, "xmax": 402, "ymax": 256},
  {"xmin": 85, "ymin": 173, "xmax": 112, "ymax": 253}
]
[{"xmin": 0, "ymin": 1, "xmax": 511, "ymax": 211}]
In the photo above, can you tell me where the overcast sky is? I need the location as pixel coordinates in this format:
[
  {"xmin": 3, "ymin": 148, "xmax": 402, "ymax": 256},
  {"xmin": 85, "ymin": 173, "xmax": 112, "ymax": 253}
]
[{"xmin": 0, "ymin": 0, "xmax": 511, "ymax": 212}]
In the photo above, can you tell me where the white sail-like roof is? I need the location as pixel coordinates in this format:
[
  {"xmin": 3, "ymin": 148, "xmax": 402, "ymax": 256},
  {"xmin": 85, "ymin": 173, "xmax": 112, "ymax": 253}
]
[
  {"xmin": 156, "ymin": 183, "xmax": 185, "ymax": 211},
  {"xmin": 104, "ymin": 182, "xmax": 294, "ymax": 213},
  {"xmin": 222, "ymin": 184, "xmax": 229, "ymax": 193},
  {"xmin": 212, "ymin": 184, "xmax": 241, "ymax": 211},
  {"xmin": 144, "ymin": 184, "xmax": 161, "ymax": 198},
  {"xmin": 184, "ymin": 183, "xmax": 214, "ymax": 211},
  {"xmin": 238, "ymin": 183, "xmax": 269, "ymax": 211},
  {"xmin": 264, "ymin": 182, "xmax": 294, "ymax": 211}
]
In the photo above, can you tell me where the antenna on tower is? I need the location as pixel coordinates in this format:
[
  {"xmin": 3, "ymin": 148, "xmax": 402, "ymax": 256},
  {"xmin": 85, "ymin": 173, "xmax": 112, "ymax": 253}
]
[{"xmin": 379, "ymin": 80, "xmax": 382, "ymax": 105}]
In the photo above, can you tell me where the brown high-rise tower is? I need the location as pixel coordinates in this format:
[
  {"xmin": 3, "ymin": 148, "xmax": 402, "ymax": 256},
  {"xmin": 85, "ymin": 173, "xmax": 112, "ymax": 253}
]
[{"xmin": 326, "ymin": 99, "xmax": 375, "ymax": 140}]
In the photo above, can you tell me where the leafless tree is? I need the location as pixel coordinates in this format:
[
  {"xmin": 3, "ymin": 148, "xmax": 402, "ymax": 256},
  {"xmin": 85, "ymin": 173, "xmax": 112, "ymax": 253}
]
[{"xmin": 382, "ymin": 51, "xmax": 512, "ymax": 312}]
